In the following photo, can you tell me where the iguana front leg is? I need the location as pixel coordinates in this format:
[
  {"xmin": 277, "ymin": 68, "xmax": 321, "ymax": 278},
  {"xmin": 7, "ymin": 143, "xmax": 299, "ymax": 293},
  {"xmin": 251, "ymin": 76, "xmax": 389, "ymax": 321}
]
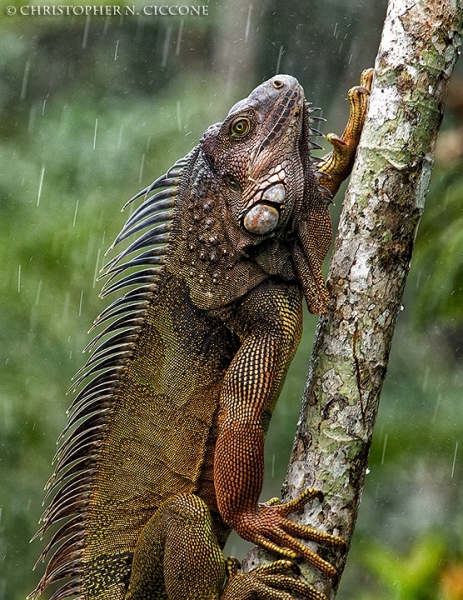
[
  {"xmin": 214, "ymin": 281, "xmax": 344, "ymax": 577},
  {"xmin": 317, "ymin": 68, "xmax": 373, "ymax": 198}
]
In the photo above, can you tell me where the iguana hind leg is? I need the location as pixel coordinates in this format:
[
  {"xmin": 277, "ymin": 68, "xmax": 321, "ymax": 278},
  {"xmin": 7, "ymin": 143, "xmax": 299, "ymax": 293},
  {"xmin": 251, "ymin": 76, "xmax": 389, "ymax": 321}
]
[
  {"xmin": 126, "ymin": 494, "xmax": 226, "ymax": 600},
  {"xmin": 222, "ymin": 559, "xmax": 327, "ymax": 600},
  {"xmin": 126, "ymin": 493, "xmax": 327, "ymax": 600}
]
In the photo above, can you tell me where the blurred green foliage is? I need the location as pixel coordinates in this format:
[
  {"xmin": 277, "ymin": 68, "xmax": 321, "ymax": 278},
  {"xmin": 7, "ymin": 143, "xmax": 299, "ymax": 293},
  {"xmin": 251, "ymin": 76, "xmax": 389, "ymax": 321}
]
[
  {"xmin": 0, "ymin": 1, "xmax": 462, "ymax": 599},
  {"xmin": 412, "ymin": 164, "xmax": 463, "ymax": 329}
]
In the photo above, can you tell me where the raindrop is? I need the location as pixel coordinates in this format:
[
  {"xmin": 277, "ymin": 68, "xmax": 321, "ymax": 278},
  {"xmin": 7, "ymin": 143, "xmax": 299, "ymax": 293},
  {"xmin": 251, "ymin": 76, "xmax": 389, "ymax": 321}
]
[
  {"xmin": 79, "ymin": 290, "xmax": 84, "ymax": 317},
  {"xmin": 28, "ymin": 106, "xmax": 37, "ymax": 135},
  {"xmin": 162, "ymin": 26, "xmax": 172, "ymax": 68},
  {"xmin": 72, "ymin": 200, "xmax": 79, "ymax": 227},
  {"xmin": 117, "ymin": 123, "xmax": 124, "ymax": 149},
  {"xmin": 84, "ymin": 234, "xmax": 96, "ymax": 270},
  {"xmin": 82, "ymin": 15, "xmax": 91, "ymax": 49},
  {"xmin": 139, "ymin": 153, "xmax": 145, "ymax": 183},
  {"xmin": 275, "ymin": 45, "xmax": 284, "ymax": 74},
  {"xmin": 175, "ymin": 20, "xmax": 184, "ymax": 55},
  {"xmin": 224, "ymin": 64, "xmax": 235, "ymax": 100},
  {"xmin": 37, "ymin": 165, "xmax": 45, "ymax": 206},
  {"xmin": 135, "ymin": 14, "xmax": 145, "ymax": 43},
  {"xmin": 17, "ymin": 265, "xmax": 21, "ymax": 293},
  {"xmin": 146, "ymin": 136, "xmax": 151, "ymax": 152},
  {"xmin": 244, "ymin": 4, "xmax": 253, "ymax": 43},
  {"xmin": 20, "ymin": 59, "xmax": 31, "ymax": 101},
  {"xmin": 35, "ymin": 279, "xmax": 43, "ymax": 306},
  {"xmin": 93, "ymin": 248, "xmax": 102, "ymax": 288},
  {"xmin": 93, "ymin": 118, "xmax": 99, "ymax": 150},
  {"xmin": 41, "ymin": 97, "xmax": 47, "ymax": 116},
  {"xmin": 422, "ymin": 366, "xmax": 429, "ymax": 392},
  {"xmin": 432, "ymin": 393, "xmax": 442, "ymax": 423},
  {"xmin": 380, "ymin": 433, "xmax": 388, "ymax": 465},
  {"xmin": 29, "ymin": 305, "xmax": 37, "ymax": 340},
  {"xmin": 271, "ymin": 453, "xmax": 275, "ymax": 478},
  {"xmin": 176, "ymin": 101, "xmax": 182, "ymax": 133},
  {"xmin": 451, "ymin": 442, "xmax": 458, "ymax": 478},
  {"xmin": 114, "ymin": 39, "xmax": 120, "ymax": 61},
  {"xmin": 62, "ymin": 291, "xmax": 71, "ymax": 321}
]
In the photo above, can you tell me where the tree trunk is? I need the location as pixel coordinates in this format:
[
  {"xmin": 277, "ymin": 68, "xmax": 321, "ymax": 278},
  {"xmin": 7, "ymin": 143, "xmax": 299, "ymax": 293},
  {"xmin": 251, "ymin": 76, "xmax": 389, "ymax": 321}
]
[{"xmin": 245, "ymin": 0, "xmax": 462, "ymax": 597}]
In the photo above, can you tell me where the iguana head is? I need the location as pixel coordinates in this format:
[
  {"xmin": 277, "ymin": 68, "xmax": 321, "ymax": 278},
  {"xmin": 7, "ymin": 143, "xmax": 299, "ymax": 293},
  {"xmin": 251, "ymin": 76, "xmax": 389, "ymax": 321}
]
[
  {"xmin": 191, "ymin": 74, "xmax": 331, "ymax": 312},
  {"xmin": 201, "ymin": 74, "xmax": 306, "ymax": 241}
]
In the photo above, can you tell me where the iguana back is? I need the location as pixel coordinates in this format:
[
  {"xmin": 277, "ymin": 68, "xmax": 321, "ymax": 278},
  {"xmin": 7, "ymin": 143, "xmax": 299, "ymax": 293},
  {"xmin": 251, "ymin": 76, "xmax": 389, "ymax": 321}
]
[
  {"xmin": 31, "ymin": 72, "xmax": 371, "ymax": 600},
  {"xmin": 32, "ymin": 152, "xmax": 243, "ymax": 597}
]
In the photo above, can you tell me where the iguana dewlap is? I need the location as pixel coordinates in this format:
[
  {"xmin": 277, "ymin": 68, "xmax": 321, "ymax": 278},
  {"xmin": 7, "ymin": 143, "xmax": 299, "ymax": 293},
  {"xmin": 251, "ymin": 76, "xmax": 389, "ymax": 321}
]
[{"xmin": 31, "ymin": 71, "xmax": 371, "ymax": 600}]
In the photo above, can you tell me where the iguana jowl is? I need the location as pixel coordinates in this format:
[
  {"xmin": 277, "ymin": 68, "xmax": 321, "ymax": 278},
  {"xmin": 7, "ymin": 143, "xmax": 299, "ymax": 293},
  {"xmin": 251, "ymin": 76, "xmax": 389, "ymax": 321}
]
[{"xmin": 31, "ymin": 71, "xmax": 371, "ymax": 600}]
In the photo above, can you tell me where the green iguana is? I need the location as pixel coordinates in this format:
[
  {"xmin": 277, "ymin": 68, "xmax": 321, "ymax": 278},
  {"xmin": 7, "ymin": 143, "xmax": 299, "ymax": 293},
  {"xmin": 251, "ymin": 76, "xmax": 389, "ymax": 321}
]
[{"xmin": 31, "ymin": 70, "xmax": 372, "ymax": 600}]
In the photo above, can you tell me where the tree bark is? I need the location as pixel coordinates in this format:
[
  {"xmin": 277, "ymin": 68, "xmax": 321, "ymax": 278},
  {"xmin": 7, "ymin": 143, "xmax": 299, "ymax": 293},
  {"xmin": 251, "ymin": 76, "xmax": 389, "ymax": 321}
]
[{"xmin": 245, "ymin": 0, "xmax": 462, "ymax": 597}]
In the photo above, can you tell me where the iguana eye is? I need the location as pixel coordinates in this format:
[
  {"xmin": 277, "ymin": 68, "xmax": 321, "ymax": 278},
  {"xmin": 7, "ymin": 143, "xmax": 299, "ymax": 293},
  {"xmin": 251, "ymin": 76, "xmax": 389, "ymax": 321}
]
[
  {"xmin": 230, "ymin": 117, "xmax": 251, "ymax": 138},
  {"xmin": 223, "ymin": 174, "xmax": 241, "ymax": 191}
]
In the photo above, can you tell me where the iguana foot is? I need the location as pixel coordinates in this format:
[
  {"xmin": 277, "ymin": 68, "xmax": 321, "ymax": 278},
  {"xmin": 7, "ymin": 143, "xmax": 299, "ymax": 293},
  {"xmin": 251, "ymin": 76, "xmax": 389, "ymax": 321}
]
[
  {"xmin": 317, "ymin": 68, "xmax": 374, "ymax": 198},
  {"xmin": 222, "ymin": 559, "xmax": 327, "ymax": 600},
  {"xmin": 232, "ymin": 488, "xmax": 345, "ymax": 578}
]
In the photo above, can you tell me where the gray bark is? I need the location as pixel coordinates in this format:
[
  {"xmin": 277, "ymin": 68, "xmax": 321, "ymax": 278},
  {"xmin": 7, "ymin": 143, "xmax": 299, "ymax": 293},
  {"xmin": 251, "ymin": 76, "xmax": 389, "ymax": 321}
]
[{"xmin": 245, "ymin": 0, "xmax": 462, "ymax": 597}]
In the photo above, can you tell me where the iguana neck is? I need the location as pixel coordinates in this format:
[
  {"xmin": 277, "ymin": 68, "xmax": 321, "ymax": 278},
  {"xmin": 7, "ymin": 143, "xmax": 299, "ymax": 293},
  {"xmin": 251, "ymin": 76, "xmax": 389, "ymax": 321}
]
[{"xmin": 166, "ymin": 146, "xmax": 290, "ymax": 310}]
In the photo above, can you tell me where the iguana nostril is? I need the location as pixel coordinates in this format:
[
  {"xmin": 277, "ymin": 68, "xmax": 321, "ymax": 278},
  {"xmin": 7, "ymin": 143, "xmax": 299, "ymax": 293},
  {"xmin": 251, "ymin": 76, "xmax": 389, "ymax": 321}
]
[{"xmin": 272, "ymin": 79, "xmax": 284, "ymax": 89}]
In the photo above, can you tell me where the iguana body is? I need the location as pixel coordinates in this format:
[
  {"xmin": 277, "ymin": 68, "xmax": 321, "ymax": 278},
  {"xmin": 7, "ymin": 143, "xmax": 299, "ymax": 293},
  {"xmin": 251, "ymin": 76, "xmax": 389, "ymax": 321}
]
[{"xmin": 31, "ymin": 71, "xmax": 371, "ymax": 600}]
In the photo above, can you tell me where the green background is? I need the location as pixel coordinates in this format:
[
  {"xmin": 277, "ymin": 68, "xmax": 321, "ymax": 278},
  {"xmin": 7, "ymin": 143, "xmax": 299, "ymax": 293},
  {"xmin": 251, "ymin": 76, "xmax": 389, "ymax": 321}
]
[{"xmin": 1, "ymin": 1, "xmax": 462, "ymax": 598}]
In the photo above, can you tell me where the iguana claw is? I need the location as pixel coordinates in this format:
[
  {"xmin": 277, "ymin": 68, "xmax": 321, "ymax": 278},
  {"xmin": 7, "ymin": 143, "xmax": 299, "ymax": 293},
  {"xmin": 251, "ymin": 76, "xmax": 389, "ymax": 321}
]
[
  {"xmin": 316, "ymin": 68, "xmax": 373, "ymax": 198},
  {"xmin": 232, "ymin": 488, "xmax": 345, "ymax": 579},
  {"xmin": 222, "ymin": 559, "xmax": 328, "ymax": 600}
]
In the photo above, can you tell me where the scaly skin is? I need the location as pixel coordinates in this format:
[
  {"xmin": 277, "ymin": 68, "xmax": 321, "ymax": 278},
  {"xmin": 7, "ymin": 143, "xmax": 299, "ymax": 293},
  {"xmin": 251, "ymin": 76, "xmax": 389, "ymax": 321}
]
[
  {"xmin": 317, "ymin": 69, "xmax": 373, "ymax": 198},
  {"xmin": 31, "ymin": 72, "xmax": 371, "ymax": 600}
]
